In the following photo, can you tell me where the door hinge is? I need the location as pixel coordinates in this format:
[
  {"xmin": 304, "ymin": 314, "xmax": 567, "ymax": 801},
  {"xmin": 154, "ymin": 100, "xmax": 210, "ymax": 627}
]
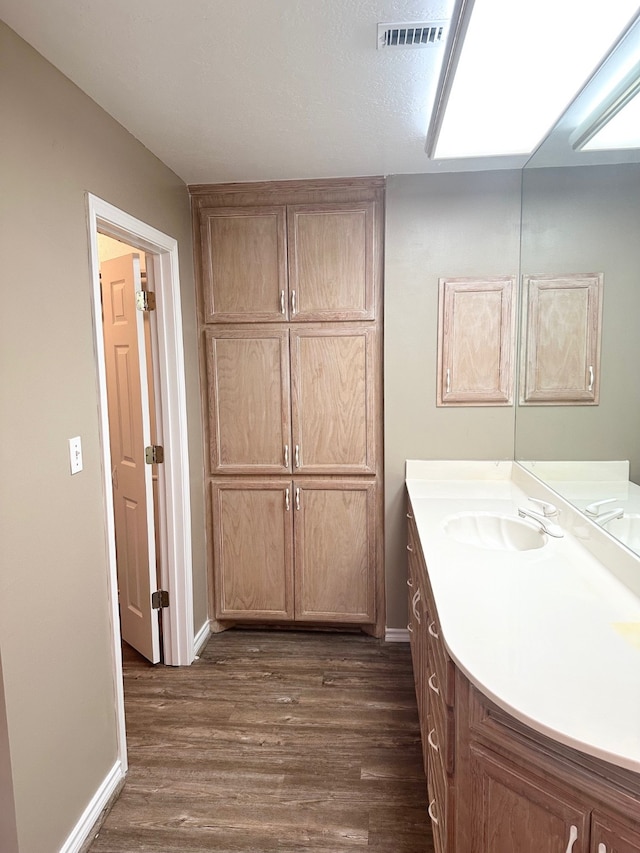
[
  {"xmin": 135, "ymin": 290, "xmax": 156, "ymax": 312},
  {"xmin": 152, "ymin": 589, "xmax": 169, "ymax": 609},
  {"xmin": 145, "ymin": 445, "xmax": 164, "ymax": 464}
]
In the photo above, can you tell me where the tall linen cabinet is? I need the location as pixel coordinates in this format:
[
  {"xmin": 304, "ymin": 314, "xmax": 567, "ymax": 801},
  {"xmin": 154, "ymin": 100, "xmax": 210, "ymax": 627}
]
[{"xmin": 190, "ymin": 178, "xmax": 385, "ymax": 637}]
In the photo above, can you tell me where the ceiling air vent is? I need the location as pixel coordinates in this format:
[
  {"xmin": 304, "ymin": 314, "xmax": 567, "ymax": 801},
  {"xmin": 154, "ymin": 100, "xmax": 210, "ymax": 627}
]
[{"xmin": 377, "ymin": 21, "xmax": 447, "ymax": 50}]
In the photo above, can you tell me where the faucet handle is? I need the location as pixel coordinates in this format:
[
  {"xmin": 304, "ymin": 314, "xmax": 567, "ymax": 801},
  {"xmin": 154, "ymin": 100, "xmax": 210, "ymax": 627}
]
[
  {"xmin": 585, "ymin": 498, "xmax": 617, "ymax": 517},
  {"xmin": 528, "ymin": 497, "xmax": 558, "ymax": 517}
]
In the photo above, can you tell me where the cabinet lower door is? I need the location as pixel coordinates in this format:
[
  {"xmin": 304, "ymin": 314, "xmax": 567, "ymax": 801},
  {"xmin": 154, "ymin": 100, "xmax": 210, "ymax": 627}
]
[
  {"xmin": 470, "ymin": 744, "xmax": 589, "ymax": 853},
  {"xmin": 211, "ymin": 480, "xmax": 294, "ymax": 620},
  {"xmin": 591, "ymin": 812, "xmax": 640, "ymax": 853},
  {"xmin": 293, "ymin": 480, "xmax": 376, "ymax": 623}
]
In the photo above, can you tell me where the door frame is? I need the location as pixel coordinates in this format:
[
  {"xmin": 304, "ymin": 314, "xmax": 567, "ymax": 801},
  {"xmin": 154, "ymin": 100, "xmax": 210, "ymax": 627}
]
[{"xmin": 86, "ymin": 193, "xmax": 194, "ymax": 766}]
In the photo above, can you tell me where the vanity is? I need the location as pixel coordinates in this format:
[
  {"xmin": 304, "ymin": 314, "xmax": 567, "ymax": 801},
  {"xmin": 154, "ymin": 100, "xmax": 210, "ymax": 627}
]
[{"xmin": 406, "ymin": 460, "xmax": 640, "ymax": 853}]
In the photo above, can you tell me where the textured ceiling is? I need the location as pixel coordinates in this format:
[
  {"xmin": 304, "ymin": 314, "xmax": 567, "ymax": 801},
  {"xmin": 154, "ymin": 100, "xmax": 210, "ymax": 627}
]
[{"xmin": 1, "ymin": 0, "xmax": 501, "ymax": 184}]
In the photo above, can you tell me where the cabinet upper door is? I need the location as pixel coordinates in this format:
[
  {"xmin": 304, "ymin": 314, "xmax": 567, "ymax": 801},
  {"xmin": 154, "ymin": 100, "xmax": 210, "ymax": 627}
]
[
  {"xmin": 205, "ymin": 327, "xmax": 291, "ymax": 474},
  {"xmin": 470, "ymin": 744, "xmax": 589, "ymax": 853},
  {"xmin": 293, "ymin": 480, "xmax": 376, "ymax": 623},
  {"xmin": 201, "ymin": 206, "xmax": 287, "ymax": 323},
  {"xmin": 437, "ymin": 276, "xmax": 516, "ymax": 406},
  {"xmin": 211, "ymin": 480, "xmax": 294, "ymax": 621},
  {"xmin": 290, "ymin": 325, "xmax": 377, "ymax": 474},
  {"xmin": 520, "ymin": 273, "xmax": 603, "ymax": 404},
  {"xmin": 287, "ymin": 202, "xmax": 376, "ymax": 321}
]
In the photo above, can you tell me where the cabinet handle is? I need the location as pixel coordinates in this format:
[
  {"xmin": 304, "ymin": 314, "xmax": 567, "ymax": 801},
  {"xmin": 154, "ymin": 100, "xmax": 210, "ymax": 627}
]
[
  {"xmin": 407, "ymin": 577, "xmax": 413, "ymax": 588},
  {"xmin": 294, "ymin": 444, "xmax": 300, "ymax": 468},
  {"xmin": 427, "ymin": 728, "xmax": 439, "ymax": 753},
  {"xmin": 406, "ymin": 544, "xmax": 414, "ymax": 552},
  {"xmin": 407, "ymin": 622, "xmax": 413, "ymax": 633},
  {"xmin": 428, "ymin": 621, "xmax": 439, "ymax": 639},
  {"xmin": 291, "ymin": 289, "xmax": 297, "ymax": 315},
  {"xmin": 446, "ymin": 367, "xmax": 451, "ymax": 394},
  {"xmin": 285, "ymin": 488, "xmax": 290, "ymax": 512},
  {"xmin": 428, "ymin": 799, "xmax": 439, "ymax": 826},
  {"xmin": 295, "ymin": 487, "xmax": 300, "ymax": 511},
  {"xmin": 284, "ymin": 444, "xmax": 289, "ymax": 468},
  {"xmin": 280, "ymin": 289, "xmax": 286, "ymax": 315},
  {"xmin": 565, "ymin": 825, "xmax": 578, "ymax": 853},
  {"xmin": 597, "ymin": 845, "xmax": 606, "ymax": 853},
  {"xmin": 406, "ymin": 512, "xmax": 414, "ymax": 519},
  {"xmin": 412, "ymin": 589, "xmax": 421, "ymax": 623},
  {"xmin": 428, "ymin": 672, "xmax": 440, "ymax": 695},
  {"xmin": 588, "ymin": 365, "xmax": 594, "ymax": 392}
]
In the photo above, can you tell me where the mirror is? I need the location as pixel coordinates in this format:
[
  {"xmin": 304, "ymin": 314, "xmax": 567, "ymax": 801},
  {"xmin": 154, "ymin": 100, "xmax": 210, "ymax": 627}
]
[{"xmin": 514, "ymin": 14, "xmax": 640, "ymax": 553}]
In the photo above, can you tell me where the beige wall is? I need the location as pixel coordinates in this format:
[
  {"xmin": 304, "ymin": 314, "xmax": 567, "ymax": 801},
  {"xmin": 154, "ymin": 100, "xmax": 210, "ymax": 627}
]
[
  {"xmin": 384, "ymin": 171, "xmax": 522, "ymax": 628},
  {"xmin": 0, "ymin": 21, "xmax": 206, "ymax": 852},
  {"xmin": 516, "ymin": 163, "xmax": 640, "ymax": 480}
]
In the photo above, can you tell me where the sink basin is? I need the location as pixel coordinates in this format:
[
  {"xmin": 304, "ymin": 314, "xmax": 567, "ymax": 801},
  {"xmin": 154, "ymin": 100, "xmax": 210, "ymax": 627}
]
[
  {"xmin": 442, "ymin": 512, "xmax": 547, "ymax": 551},
  {"xmin": 601, "ymin": 513, "xmax": 640, "ymax": 550}
]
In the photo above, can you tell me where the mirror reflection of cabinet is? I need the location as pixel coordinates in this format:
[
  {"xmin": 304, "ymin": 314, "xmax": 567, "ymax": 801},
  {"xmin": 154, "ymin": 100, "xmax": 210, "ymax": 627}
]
[
  {"xmin": 437, "ymin": 276, "xmax": 516, "ymax": 406},
  {"xmin": 519, "ymin": 273, "xmax": 603, "ymax": 405}
]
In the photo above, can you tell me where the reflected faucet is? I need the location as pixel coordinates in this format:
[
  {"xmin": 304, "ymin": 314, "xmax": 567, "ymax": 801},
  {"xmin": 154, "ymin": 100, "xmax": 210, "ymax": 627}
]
[
  {"xmin": 597, "ymin": 508, "xmax": 624, "ymax": 526},
  {"xmin": 517, "ymin": 507, "xmax": 564, "ymax": 538}
]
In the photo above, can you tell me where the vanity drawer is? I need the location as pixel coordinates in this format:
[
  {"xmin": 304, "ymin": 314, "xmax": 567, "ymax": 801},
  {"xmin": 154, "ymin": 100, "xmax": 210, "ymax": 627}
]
[{"xmin": 428, "ymin": 665, "xmax": 455, "ymax": 776}]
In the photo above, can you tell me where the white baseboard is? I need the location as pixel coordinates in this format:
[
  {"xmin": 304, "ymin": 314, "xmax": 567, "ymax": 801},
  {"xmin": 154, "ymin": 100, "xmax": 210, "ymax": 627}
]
[
  {"xmin": 193, "ymin": 619, "xmax": 211, "ymax": 657},
  {"xmin": 59, "ymin": 760, "xmax": 123, "ymax": 853},
  {"xmin": 385, "ymin": 627, "xmax": 410, "ymax": 643}
]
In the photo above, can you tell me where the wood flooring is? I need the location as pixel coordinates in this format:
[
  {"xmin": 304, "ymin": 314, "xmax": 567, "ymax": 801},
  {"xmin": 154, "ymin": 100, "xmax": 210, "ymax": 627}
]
[{"xmin": 87, "ymin": 630, "xmax": 434, "ymax": 852}]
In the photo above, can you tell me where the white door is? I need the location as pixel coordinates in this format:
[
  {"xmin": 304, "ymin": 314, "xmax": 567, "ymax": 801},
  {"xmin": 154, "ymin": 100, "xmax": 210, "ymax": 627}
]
[{"xmin": 101, "ymin": 253, "xmax": 160, "ymax": 663}]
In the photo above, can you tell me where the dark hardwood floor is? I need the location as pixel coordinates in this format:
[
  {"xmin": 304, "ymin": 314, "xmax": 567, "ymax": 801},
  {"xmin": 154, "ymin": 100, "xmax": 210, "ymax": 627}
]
[{"xmin": 87, "ymin": 630, "xmax": 434, "ymax": 852}]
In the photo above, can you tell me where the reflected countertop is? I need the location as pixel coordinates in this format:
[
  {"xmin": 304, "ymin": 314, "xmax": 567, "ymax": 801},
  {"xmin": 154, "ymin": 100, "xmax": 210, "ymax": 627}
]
[{"xmin": 406, "ymin": 459, "xmax": 640, "ymax": 773}]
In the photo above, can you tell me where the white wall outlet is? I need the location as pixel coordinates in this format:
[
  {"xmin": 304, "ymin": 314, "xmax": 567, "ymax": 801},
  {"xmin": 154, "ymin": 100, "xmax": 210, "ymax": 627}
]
[{"xmin": 69, "ymin": 436, "xmax": 83, "ymax": 474}]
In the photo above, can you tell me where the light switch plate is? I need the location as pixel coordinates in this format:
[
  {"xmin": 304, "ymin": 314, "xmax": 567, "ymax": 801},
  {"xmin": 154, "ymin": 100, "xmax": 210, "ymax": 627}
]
[{"xmin": 69, "ymin": 436, "xmax": 83, "ymax": 474}]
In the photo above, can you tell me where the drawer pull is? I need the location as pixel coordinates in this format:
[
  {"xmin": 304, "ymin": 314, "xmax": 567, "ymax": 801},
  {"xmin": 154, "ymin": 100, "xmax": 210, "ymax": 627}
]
[
  {"xmin": 428, "ymin": 799, "xmax": 439, "ymax": 826},
  {"xmin": 597, "ymin": 845, "xmax": 606, "ymax": 853},
  {"xmin": 407, "ymin": 578, "xmax": 414, "ymax": 589},
  {"xmin": 565, "ymin": 825, "xmax": 578, "ymax": 853},
  {"xmin": 428, "ymin": 672, "xmax": 440, "ymax": 695},
  {"xmin": 427, "ymin": 728, "xmax": 439, "ymax": 753},
  {"xmin": 406, "ymin": 544, "xmax": 414, "ymax": 552},
  {"xmin": 428, "ymin": 621, "xmax": 439, "ymax": 639},
  {"xmin": 406, "ymin": 512, "xmax": 414, "ymax": 519},
  {"xmin": 407, "ymin": 623, "xmax": 413, "ymax": 633},
  {"xmin": 411, "ymin": 589, "xmax": 422, "ymax": 623}
]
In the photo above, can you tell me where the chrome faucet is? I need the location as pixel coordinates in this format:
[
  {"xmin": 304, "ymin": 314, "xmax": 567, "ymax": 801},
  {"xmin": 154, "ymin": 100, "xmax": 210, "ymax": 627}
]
[
  {"xmin": 517, "ymin": 507, "xmax": 564, "ymax": 538},
  {"xmin": 596, "ymin": 508, "xmax": 624, "ymax": 526}
]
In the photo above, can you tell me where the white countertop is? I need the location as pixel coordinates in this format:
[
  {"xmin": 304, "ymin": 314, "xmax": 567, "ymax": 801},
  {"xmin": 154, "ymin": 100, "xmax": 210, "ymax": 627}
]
[{"xmin": 406, "ymin": 460, "xmax": 640, "ymax": 773}]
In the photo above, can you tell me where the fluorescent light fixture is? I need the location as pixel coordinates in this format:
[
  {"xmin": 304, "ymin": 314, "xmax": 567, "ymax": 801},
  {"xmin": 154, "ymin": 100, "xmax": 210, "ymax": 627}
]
[
  {"xmin": 573, "ymin": 60, "xmax": 640, "ymax": 151},
  {"xmin": 427, "ymin": 0, "xmax": 640, "ymax": 159}
]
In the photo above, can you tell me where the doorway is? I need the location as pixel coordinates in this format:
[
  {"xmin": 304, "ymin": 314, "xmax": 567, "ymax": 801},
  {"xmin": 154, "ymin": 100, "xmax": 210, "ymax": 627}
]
[{"xmin": 86, "ymin": 194, "xmax": 194, "ymax": 770}]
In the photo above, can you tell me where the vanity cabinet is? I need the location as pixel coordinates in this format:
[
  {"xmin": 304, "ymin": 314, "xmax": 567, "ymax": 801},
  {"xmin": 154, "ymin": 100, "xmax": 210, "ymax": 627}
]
[
  {"xmin": 405, "ymin": 496, "xmax": 640, "ymax": 853},
  {"xmin": 193, "ymin": 178, "xmax": 384, "ymax": 636},
  {"xmin": 212, "ymin": 478, "xmax": 376, "ymax": 624},
  {"xmin": 437, "ymin": 276, "xmax": 516, "ymax": 406},
  {"xmin": 200, "ymin": 200, "xmax": 375, "ymax": 323},
  {"xmin": 520, "ymin": 272, "xmax": 603, "ymax": 405}
]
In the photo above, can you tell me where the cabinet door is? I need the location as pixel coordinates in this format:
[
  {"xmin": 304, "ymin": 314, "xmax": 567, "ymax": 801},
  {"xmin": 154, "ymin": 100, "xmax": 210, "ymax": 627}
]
[
  {"xmin": 520, "ymin": 273, "xmax": 603, "ymax": 404},
  {"xmin": 437, "ymin": 276, "xmax": 516, "ymax": 406},
  {"xmin": 206, "ymin": 327, "xmax": 291, "ymax": 474},
  {"xmin": 290, "ymin": 325, "xmax": 377, "ymax": 474},
  {"xmin": 470, "ymin": 744, "xmax": 589, "ymax": 853},
  {"xmin": 200, "ymin": 206, "xmax": 287, "ymax": 322},
  {"xmin": 591, "ymin": 811, "xmax": 640, "ymax": 853},
  {"xmin": 211, "ymin": 480, "xmax": 294, "ymax": 620},
  {"xmin": 287, "ymin": 202, "xmax": 375, "ymax": 321},
  {"xmin": 293, "ymin": 480, "xmax": 376, "ymax": 623}
]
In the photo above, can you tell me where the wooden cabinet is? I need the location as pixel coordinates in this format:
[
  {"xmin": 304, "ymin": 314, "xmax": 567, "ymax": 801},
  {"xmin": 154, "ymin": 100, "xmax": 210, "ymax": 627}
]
[
  {"xmin": 406, "ymin": 501, "xmax": 640, "ymax": 853},
  {"xmin": 200, "ymin": 200, "xmax": 375, "ymax": 323},
  {"xmin": 520, "ymin": 272, "xmax": 603, "ymax": 404},
  {"xmin": 212, "ymin": 479, "xmax": 376, "ymax": 624},
  {"xmin": 206, "ymin": 325, "xmax": 377, "ymax": 475},
  {"xmin": 194, "ymin": 178, "xmax": 384, "ymax": 636},
  {"xmin": 437, "ymin": 276, "xmax": 516, "ymax": 406},
  {"xmin": 470, "ymin": 744, "xmax": 589, "ymax": 853}
]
